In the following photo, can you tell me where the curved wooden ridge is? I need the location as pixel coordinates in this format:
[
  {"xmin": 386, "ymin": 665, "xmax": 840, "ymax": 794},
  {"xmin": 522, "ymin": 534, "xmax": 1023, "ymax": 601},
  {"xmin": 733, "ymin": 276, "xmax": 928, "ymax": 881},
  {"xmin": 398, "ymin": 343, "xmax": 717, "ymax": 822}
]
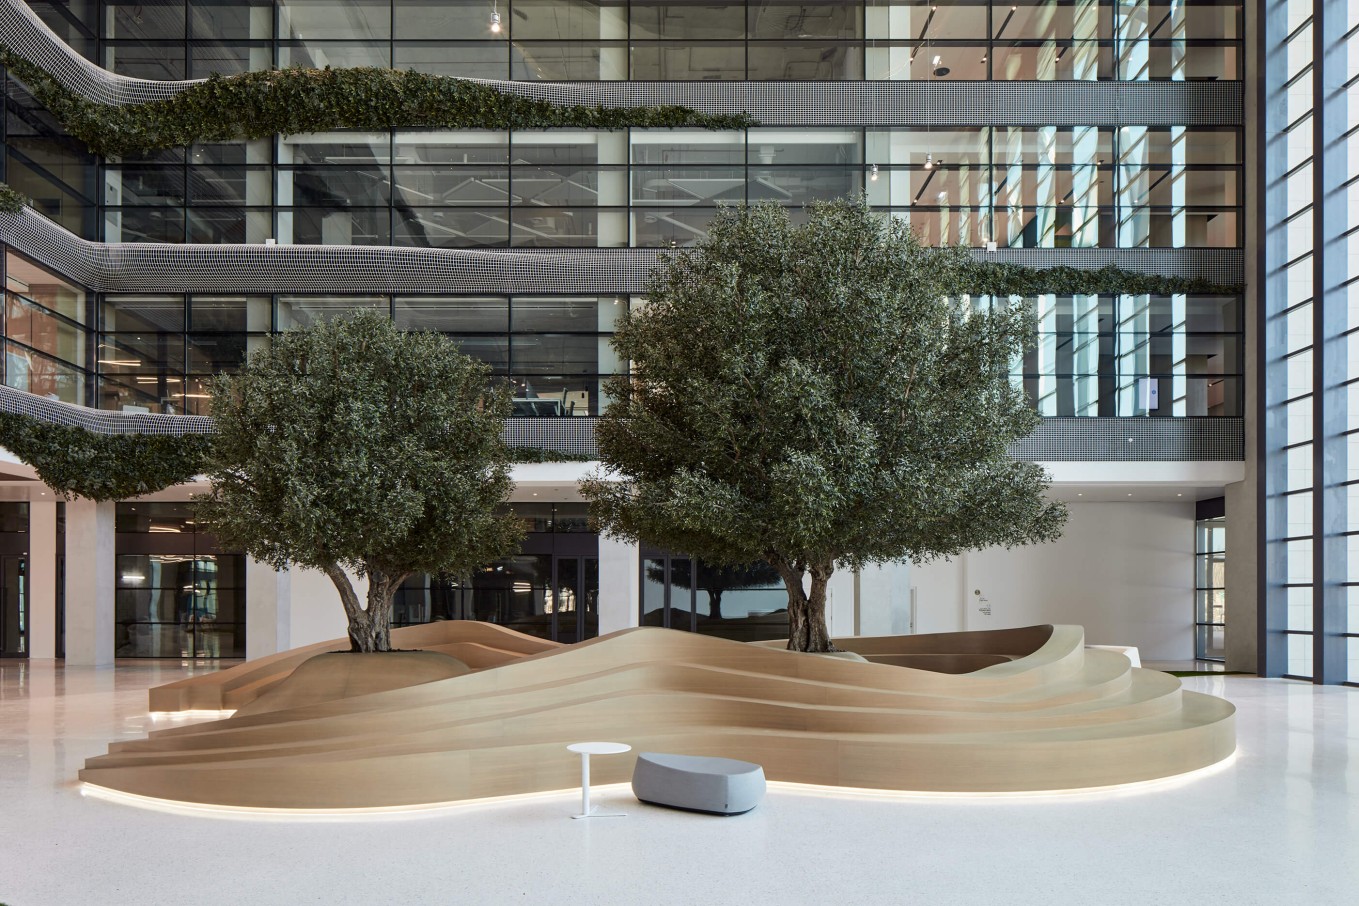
[
  {"xmin": 147, "ymin": 620, "xmax": 561, "ymax": 712},
  {"xmin": 232, "ymin": 651, "xmax": 471, "ymax": 718},
  {"xmin": 82, "ymin": 624, "xmax": 1235, "ymax": 807}
]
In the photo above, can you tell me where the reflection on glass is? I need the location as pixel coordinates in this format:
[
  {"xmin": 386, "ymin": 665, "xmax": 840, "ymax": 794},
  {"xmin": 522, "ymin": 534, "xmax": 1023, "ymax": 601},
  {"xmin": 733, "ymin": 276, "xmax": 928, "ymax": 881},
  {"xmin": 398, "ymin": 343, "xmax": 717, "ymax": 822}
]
[
  {"xmin": 113, "ymin": 503, "xmax": 246, "ymax": 658},
  {"xmin": 395, "ymin": 554, "xmax": 601, "ymax": 643},
  {"xmin": 643, "ymin": 556, "xmax": 788, "ymax": 642}
]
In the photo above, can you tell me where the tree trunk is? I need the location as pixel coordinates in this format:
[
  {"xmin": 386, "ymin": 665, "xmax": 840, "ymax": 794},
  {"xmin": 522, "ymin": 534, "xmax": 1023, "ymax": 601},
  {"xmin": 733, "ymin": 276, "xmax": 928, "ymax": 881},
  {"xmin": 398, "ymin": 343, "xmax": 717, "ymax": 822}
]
[
  {"xmin": 321, "ymin": 564, "xmax": 407, "ymax": 653},
  {"xmin": 709, "ymin": 588, "xmax": 723, "ymax": 621},
  {"xmin": 769, "ymin": 557, "xmax": 836, "ymax": 653},
  {"xmin": 803, "ymin": 562, "xmax": 834, "ymax": 652}
]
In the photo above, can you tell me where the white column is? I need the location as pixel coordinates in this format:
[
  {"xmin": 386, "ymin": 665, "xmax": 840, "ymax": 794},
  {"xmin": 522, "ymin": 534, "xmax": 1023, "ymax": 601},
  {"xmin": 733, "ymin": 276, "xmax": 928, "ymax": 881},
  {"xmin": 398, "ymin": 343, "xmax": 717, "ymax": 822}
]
[
  {"xmin": 856, "ymin": 560, "xmax": 913, "ymax": 637},
  {"xmin": 597, "ymin": 536, "xmax": 639, "ymax": 635},
  {"xmin": 27, "ymin": 497, "xmax": 58, "ymax": 660},
  {"xmin": 246, "ymin": 556, "xmax": 291, "ymax": 660},
  {"xmin": 825, "ymin": 569, "xmax": 856, "ymax": 638},
  {"xmin": 64, "ymin": 499, "xmax": 115, "ymax": 666}
]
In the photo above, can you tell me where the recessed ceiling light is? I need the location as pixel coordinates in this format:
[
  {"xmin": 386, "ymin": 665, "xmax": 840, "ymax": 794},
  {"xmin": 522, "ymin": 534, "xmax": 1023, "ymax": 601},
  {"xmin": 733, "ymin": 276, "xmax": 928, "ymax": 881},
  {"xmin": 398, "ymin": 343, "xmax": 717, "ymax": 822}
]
[{"xmin": 1127, "ymin": 493, "xmax": 1133, "ymax": 497}]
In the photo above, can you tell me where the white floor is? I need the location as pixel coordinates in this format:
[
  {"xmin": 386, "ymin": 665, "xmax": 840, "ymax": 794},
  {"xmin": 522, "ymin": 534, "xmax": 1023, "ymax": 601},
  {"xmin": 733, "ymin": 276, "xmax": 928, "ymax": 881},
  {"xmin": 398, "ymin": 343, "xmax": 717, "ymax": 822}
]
[{"xmin": 2, "ymin": 660, "xmax": 1357, "ymax": 906}]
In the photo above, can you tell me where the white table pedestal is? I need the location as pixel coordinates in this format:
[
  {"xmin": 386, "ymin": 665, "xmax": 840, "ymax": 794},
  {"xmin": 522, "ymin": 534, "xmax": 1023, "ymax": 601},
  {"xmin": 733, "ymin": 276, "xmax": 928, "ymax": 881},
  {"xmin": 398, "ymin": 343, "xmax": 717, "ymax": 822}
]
[{"xmin": 567, "ymin": 741, "xmax": 631, "ymax": 819}]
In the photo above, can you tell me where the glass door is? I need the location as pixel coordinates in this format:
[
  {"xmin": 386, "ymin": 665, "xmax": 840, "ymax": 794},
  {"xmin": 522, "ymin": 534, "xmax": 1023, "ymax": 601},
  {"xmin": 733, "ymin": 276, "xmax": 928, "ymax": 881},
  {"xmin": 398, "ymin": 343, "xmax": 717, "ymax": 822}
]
[
  {"xmin": 0, "ymin": 555, "xmax": 27, "ymax": 657},
  {"xmin": 552, "ymin": 556, "xmax": 599, "ymax": 644},
  {"xmin": 639, "ymin": 554, "xmax": 695, "ymax": 632}
]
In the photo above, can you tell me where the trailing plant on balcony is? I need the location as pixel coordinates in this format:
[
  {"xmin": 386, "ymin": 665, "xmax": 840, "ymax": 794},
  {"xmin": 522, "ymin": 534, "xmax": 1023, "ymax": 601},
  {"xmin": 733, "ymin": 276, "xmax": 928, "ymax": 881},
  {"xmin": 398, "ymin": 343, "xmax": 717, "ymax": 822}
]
[
  {"xmin": 961, "ymin": 260, "xmax": 1241, "ymax": 296},
  {"xmin": 0, "ymin": 183, "xmax": 26, "ymax": 213},
  {"xmin": 0, "ymin": 407, "xmax": 594, "ymax": 501},
  {"xmin": 0, "ymin": 46, "xmax": 755, "ymax": 157},
  {"xmin": 0, "ymin": 411, "xmax": 210, "ymax": 501}
]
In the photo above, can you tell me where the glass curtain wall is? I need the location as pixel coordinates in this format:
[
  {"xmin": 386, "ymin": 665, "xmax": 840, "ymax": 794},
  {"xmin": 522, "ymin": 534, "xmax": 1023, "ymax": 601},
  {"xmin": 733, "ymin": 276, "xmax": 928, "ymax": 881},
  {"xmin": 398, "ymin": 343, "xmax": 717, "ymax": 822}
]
[
  {"xmin": 95, "ymin": 289, "xmax": 1242, "ymax": 417},
  {"xmin": 1260, "ymin": 0, "xmax": 1359, "ymax": 684},
  {"xmin": 114, "ymin": 502, "xmax": 246, "ymax": 658},
  {"xmin": 98, "ymin": 292, "xmax": 623, "ymax": 415},
  {"xmin": 1, "ymin": 43, "xmax": 98, "ymax": 239},
  {"xmin": 1195, "ymin": 499, "xmax": 1226, "ymax": 660},
  {"xmin": 0, "ymin": 503, "xmax": 28, "ymax": 659},
  {"xmin": 641, "ymin": 548, "xmax": 789, "ymax": 642},
  {"xmin": 89, "ymin": 2, "xmax": 1242, "ymax": 82},
  {"xmin": 100, "ymin": 126, "xmax": 1243, "ymax": 249},
  {"xmin": 393, "ymin": 503, "xmax": 599, "ymax": 643},
  {"xmin": 2, "ymin": 248, "xmax": 92, "ymax": 405},
  {"xmin": 1019, "ymin": 293, "xmax": 1241, "ymax": 417}
]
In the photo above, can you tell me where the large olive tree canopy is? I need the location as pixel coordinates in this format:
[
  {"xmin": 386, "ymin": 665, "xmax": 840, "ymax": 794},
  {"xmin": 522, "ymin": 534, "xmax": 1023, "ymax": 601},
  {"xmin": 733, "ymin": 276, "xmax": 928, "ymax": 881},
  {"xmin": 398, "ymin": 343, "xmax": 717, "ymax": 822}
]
[
  {"xmin": 195, "ymin": 311, "xmax": 523, "ymax": 652},
  {"xmin": 583, "ymin": 199, "xmax": 1068, "ymax": 652}
]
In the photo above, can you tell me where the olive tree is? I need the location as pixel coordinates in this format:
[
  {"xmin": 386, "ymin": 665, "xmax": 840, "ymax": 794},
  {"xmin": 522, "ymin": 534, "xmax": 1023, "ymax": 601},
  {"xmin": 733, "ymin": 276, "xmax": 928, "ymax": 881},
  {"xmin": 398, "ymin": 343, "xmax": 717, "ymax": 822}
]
[
  {"xmin": 196, "ymin": 311, "xmax": 523, "ymax": 652},
  {"xmin": 583, "ymin": 199, "xmax": 1068, "ymax": 652}
]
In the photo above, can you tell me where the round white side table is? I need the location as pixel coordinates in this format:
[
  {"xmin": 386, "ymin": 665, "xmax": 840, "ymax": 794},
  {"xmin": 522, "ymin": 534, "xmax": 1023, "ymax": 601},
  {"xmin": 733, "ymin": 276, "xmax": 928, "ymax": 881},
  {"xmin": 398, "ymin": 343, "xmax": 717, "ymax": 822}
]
[{"xmin": 567, "ymin": 741, "xmax": 631, "ymax": 819}]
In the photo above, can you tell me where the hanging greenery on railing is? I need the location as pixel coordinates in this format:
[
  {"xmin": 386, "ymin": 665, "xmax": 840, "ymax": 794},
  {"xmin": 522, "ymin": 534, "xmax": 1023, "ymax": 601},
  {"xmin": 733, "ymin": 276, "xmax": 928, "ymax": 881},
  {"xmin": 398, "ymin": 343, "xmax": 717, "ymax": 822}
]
[
  {"xmin": 0, "ymin": 182, "xmax": 26, "ymax": 213},
  {"xmin": 0, "ymin": 409, "xmax": 596, "ymax": 500},
  {"xmin": 0, "ymin": 412, "xmax": 212, "ymax": 501},
  {"xmin": 960, "ymin": 261, "xmax": 1242, "ymax": 296},
  {"xmin": 505, "ymin": 446, "xmax": 595, "ymax": 464},
  {"xmin": 0, "ymin": 46, "xmax": 755, "ymax": 157}
]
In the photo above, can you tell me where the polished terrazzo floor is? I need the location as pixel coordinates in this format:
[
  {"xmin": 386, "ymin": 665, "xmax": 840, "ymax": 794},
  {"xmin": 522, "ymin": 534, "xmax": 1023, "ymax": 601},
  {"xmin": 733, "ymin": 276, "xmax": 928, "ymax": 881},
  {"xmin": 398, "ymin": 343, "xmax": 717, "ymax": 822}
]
[{"xmin": 1, "ymin": 659, "xmax": 1356, "ymax": 906}]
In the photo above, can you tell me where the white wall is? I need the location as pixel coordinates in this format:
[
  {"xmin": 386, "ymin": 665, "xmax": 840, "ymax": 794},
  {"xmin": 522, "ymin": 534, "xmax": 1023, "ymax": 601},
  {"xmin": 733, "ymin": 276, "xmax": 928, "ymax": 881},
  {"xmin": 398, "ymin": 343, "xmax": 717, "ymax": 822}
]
[
  {"xmin": 288, "ymin": 565, "xmax": 354, "ymax": 648},
  {"xmin": 856, "ymin": 561, "xmax": 913, "ymax": 636},
  {"xmin": 910, "ymin": 554, "xmax": 965, "ymax": 635},
  {"xmin": 911, "ymin": 501, "xmax": 1197, "ymax": 661},
  {"xmin": 597, "ymin": 536, "xmax": 639, "ymax": 634}
]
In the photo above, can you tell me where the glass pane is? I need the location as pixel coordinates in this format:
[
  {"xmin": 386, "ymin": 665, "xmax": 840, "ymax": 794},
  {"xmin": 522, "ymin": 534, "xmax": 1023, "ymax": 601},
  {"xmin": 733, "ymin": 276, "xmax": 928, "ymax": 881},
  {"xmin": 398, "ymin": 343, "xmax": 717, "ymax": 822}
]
[
  {"xmin": 581, "ymin": 558, "xmax": 599, "ymax": 640},
  {"xmin": 190, "ymin": 296, "xmax": 272, "ymax": 332},
  {"xmin": 279, "ymin": 0, "xmax": 390, "ymax": 40},
  {"xmin": 667, "ymin": 557, "xmax": 694, "ymax": 631},
  {"xmin": 394, "ymin": 297, "xmax": 508, "ymax": 332},
  {"xmin": 694, "ymin": 561, "xmax": 789, "ymax": 642},
  {"xmin": 512, "ymin": 298, "xmax": 602, "ymax": 332},
  {"xmin": 394, "ymin": 0, "xmax": 501, "ymax": 40},
  {"xmin": 6, "ymin": 251, "xmax": 88, "ymax": 324},
  {"xmin": 1195, "ymin": 623, "xmax": 1226, "ymax": 660},
  {"xmin": 275, "ymin": 296, "xmax": 388, "ymax": 329},
  {"xmin": 553, "ymin": 558, "xmax": 581, "ymax": 644},
  {"xmin": 642, "ymin": 558, "xmax": 667, "ymax": 627}
]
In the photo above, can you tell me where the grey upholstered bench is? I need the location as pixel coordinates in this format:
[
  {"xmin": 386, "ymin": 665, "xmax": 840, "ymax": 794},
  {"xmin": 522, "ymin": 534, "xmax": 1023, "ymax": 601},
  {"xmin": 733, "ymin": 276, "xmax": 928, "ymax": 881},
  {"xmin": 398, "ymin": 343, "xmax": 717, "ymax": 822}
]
[{"xmin": 631, "ymin": 752, "xmax": 766, "ymax": 815}]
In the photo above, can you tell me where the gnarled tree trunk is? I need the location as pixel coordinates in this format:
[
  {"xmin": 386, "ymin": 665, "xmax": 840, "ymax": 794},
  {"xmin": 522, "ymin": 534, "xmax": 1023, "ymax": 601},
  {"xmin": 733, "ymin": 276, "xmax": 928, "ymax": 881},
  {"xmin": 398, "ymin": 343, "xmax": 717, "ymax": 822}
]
[
  {"xmin": 322, "ymin": 564, "xmax": 409, "ymax": 652},
  {"xmin": 769, "ymin": 556, "xmax": 836, "ymax": 652}
]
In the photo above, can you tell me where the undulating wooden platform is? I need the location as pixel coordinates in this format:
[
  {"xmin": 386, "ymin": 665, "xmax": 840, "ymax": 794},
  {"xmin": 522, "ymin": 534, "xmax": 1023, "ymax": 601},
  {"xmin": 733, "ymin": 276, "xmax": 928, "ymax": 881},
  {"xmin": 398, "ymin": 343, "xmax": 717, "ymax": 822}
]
[
  {"xmin": 82, "ymin": 624, "xmax": 1235, "ymax": 807},
  {"xmin": 147, "ymin": 620, "xmax": 561, "ymax": 712}
]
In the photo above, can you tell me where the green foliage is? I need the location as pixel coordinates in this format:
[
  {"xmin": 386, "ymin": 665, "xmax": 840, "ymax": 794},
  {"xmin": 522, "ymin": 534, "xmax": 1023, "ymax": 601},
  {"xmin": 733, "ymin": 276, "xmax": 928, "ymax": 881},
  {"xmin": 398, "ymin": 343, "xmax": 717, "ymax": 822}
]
[
  {"xmin": 960, "ymin": 260, "xmax": 1240, "ymax": 297},
  {"xmin": 506, "ymin": 446, "xmax": 594, "ymax": 464},
  {"xmin": 196, "ymin": 310, "xmax": 522, "ymax": 577},
  {"xmin": 0, "ymin": 47, "xmax": 754, "ymax": 157},
  {"xmin": 0, "ymin": 411, "xmax": 210, "ymax": 501},
  {"xmin": 582, "ymin": 199, "xmax": 1069, "ymax": 650},
  {"xmin": 0, "ymin": 403, "xmax": 584, "ymax": 506},
  {"xmin": 194, "ymin": 311, "xmax": 523, "ymax": 650},
  {"xmin": 0, "ymin": 182, "xmax": 26, "ymax": 213}
]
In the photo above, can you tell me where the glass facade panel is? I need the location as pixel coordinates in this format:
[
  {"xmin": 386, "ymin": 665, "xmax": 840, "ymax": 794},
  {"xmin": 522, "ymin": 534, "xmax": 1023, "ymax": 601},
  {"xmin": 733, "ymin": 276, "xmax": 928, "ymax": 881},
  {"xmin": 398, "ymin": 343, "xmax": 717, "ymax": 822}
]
[
  {"xmin": 80, "ymin": 125, "xmax": 1242, "ymax": 251},
  {"xmin": 69, "ymin": 1, "xmax": 1247, "ymax": 84},
  {"xmin": 4, "ymin": 251, "xmax": 91, "ymax": 405},
  {"xmin": 1195, "ymin": 510, "xmax": 1225, "ymax": 661},
  {"xmin": 114, "ymin": 503, "xmax": 245, "ymax": 658}
]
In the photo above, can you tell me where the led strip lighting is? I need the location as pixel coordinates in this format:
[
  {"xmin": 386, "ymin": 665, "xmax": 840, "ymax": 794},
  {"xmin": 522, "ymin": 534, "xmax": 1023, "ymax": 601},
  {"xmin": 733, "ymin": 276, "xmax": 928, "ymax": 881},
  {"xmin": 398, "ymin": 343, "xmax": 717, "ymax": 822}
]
[{"xmin": 78, "ymin": 749, "xmax": 1238, "ymax": 821}]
